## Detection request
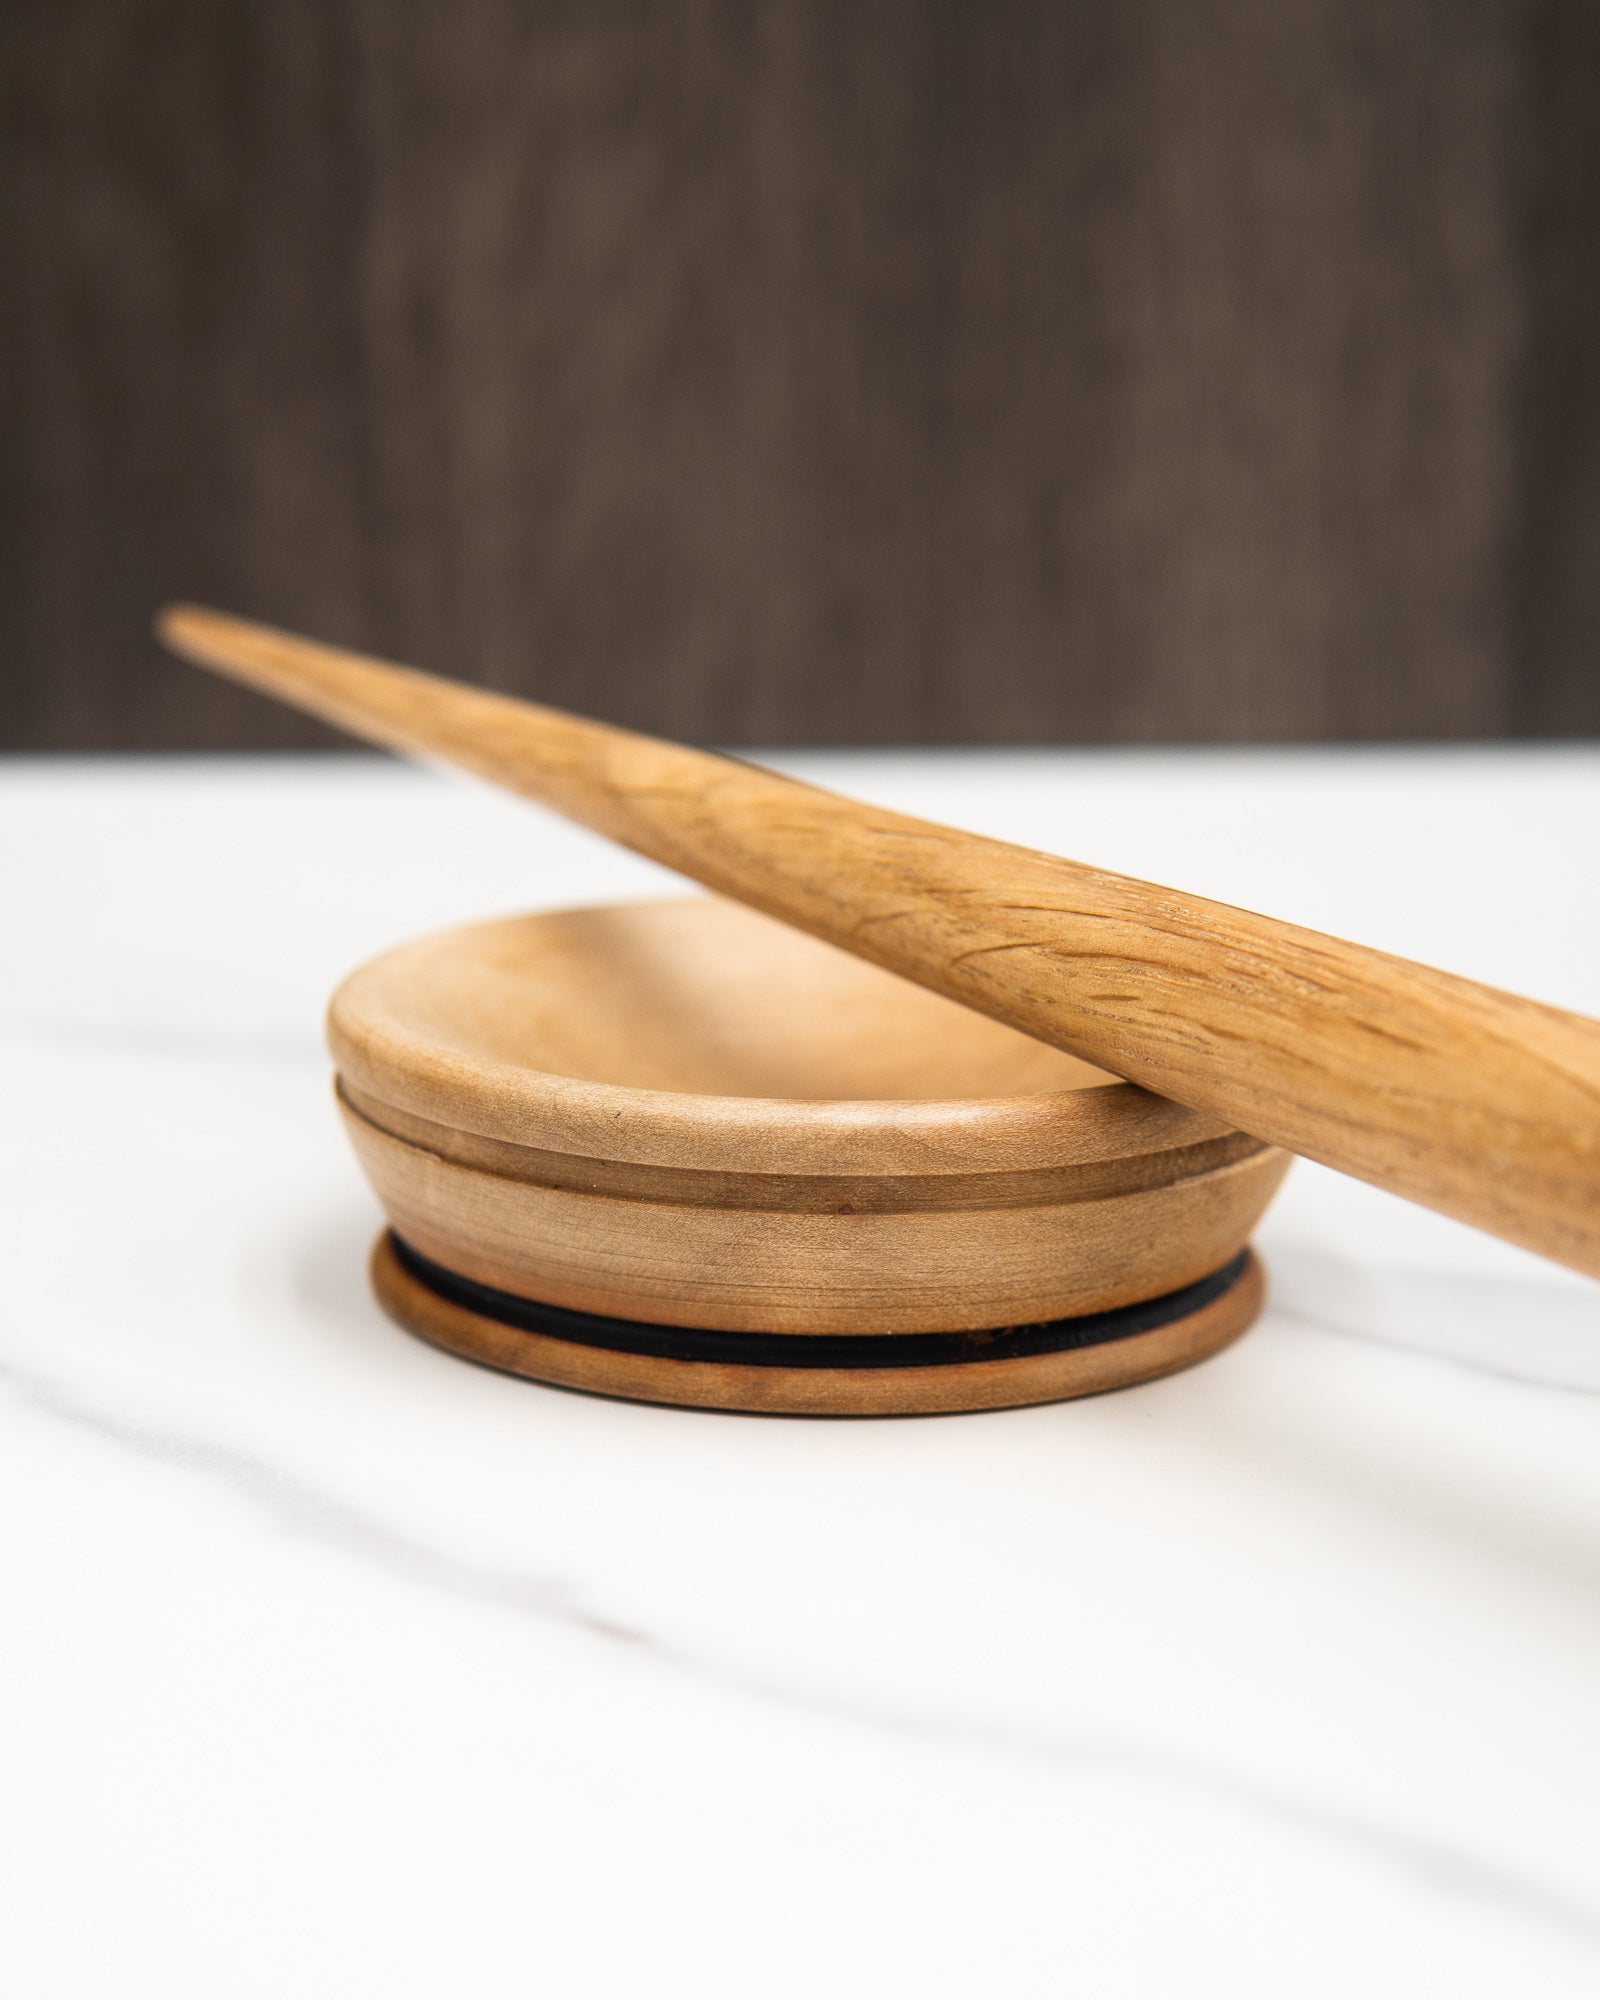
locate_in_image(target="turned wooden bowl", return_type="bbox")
[329,897,1289,1415]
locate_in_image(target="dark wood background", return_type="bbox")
[5,0,1598,750]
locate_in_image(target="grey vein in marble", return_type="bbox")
[0,1015,326,1068]
[1271,1248,1600,1396]
[3,1349,1598,1962]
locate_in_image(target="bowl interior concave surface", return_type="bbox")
[341,896,1114,1099]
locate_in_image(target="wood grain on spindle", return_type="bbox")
[157,603,1600,1279]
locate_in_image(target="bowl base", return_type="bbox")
[370,1232,1264,1417]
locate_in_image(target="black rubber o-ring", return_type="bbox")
[389,1234,1250,1372]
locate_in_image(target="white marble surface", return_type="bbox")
[3,747,1599,1999]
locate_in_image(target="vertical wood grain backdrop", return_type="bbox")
[4,0,1598,748]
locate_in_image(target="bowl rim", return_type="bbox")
[327,899,1238,1175]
